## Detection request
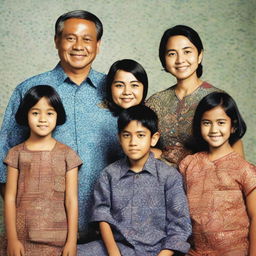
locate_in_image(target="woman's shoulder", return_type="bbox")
[200,81,224,93]
[146,85,176,106]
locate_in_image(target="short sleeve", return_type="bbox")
[90,170,114,225]
[178,154,194,175]
[241,162,256,196]
[65,147,83,171]
[4,147,20,169]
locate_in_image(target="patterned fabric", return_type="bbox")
[179,151,256,255]
[80,153,191,255]
[0,63,122,237]
[3,141,82,255]
[146,82,223,166]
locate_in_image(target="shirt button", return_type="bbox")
[135,174,139,179]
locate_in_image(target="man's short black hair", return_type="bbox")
[55,10,103,40]
[118,105,158,135]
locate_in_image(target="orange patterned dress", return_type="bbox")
[179,151,256,256]
[2,141,82,256]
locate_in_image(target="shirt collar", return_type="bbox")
[119,152,157,179]
[53,62,100,88]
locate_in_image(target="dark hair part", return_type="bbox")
[55,10,103,40]
[106,59,148,116]
[192,92,246,151]
[159,25,204,77]
[118,105,158,135]
[15,85,66,127]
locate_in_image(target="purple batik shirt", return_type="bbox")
[91,153,191,255]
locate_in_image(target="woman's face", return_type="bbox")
[111,70,144,109]
[165,35,203,81]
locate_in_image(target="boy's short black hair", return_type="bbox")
[118,105,158,135]
[15,85,66,127]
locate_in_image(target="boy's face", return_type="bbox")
[119,120,159,171]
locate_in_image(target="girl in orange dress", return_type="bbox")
[4,85,82,256]
[179,92,256,256]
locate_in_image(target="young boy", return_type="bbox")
[78,105,191,256]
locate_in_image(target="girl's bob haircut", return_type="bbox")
[106,59,148,116]
[159,25,204,78]
[192,92,246,151]
[15,85,66,127]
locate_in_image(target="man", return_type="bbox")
[0,10,122,242]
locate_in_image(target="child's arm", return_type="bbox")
[100,221,121,256]
[157,249,174,256]
[4,166,25,256]
[246,189,256,256]
[232,139,245,158]
[62,167,78,256]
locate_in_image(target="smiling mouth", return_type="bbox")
[70,54,87,57]
[121,98,134,102]
[176,66,189,71]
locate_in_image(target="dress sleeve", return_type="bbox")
[3,147,20,169]
[178,154,193,175]
[0,88,27,182]
[90,170,114,225]
[65,147,83,171]
[241,162,256,196]
[161,169,192,253]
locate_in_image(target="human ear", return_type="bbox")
[96,40,101,54]
[150,132,160,147]
[198,50,203,64]
[54,36,60,50]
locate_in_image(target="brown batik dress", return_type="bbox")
[2,141,82,256]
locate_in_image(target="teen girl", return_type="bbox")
[146,25,244,166]
[4,85,82,256]
[105,59,148,116]
[179,92,256,255]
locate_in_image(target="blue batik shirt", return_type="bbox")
[0,63,122,235]
[91,153,192,254]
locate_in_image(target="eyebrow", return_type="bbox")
[113,80,139,84]
[166,46,193,52]
[122,130,146,133]
[31,107,55,111]
[201,118,227,121]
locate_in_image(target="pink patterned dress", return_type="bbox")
[2,141,82,256]
[179,151,256,256]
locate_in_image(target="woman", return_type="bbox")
[146,25,244,166]
[105,58,148,116]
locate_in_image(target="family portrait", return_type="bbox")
[0,0,255,255]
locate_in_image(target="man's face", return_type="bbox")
[55,18,100,74]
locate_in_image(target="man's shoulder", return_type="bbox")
[15,66,59,93]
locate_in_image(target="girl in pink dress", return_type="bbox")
[179,92,256,256]
[4,85,82,256]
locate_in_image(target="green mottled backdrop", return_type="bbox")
[0,0,255,233]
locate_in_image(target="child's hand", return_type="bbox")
[151,147,162,159]
[157,249,174,256]
[7,239,25,256]
[62,241,77,256]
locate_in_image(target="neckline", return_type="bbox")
[174,81,205,101]
[23,140,58,152]
[204,151,237,163]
